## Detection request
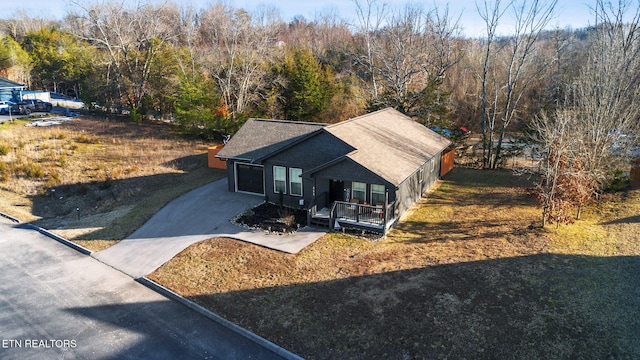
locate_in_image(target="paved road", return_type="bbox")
[0,218,288,360]
[93,179,325,278]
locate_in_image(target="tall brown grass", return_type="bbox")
[0,118,219,230]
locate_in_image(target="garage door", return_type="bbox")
[236,163,264,194]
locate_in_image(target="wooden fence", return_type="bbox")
[441,148,454,177]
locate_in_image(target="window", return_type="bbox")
[418,167,424,183]
[273,166,286,194]
[352,182,366,203]
[289,168,303,196]
[371,184,385,205]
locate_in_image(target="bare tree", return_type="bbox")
[172,4,200,80]
[68,1,179,111]
[353,0,387,101]
[477,0,557,168]
[364,3,462,118]
[572,0,640,179]
[3,11,58,41]
[531,108,592,225]
[373,4,425,109]
[198,4,280,118]
[530,0,640,225]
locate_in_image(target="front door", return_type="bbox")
[329,180,345,204]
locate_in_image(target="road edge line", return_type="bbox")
[0,211,93,255]
[0,212,21,224]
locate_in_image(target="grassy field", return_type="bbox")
[0,116,224,251]
[149,168,640,359]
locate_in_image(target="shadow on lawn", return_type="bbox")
[603,215,640,225]
[189,253,640,360]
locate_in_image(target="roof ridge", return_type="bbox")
[326,107,401,129]
[250,118,327,126]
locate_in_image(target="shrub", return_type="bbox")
[58,154,67,167]
[49,131,66,140]
[0,142,10,156]
[24,162,45,180]
[0,162,9,182]
[75,133,98,144]
[15,161,46,180]
[130,108,143,123]
[47,168,62,186]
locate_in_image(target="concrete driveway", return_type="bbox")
[0,218,289,360]
[93,179,326,278]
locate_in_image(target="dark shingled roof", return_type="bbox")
[217,108,451,186]
[216,118,326,162]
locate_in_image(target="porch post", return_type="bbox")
[384,190,389,227]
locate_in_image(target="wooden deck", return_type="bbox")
[309,201,396,234]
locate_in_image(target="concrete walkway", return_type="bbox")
[93,179,326,278]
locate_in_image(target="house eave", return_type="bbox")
[395,143,452,188]
[215,155,256,163]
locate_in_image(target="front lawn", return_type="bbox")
[149,168,640,359]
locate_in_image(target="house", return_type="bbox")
[0,77,26,102]
[216,108,452,233]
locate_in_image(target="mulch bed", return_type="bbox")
[235,203,307,233]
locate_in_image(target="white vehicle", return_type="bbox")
[0,100,15,115]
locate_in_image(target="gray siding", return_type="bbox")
[313,158,396,205]
[262,132,353,208]
[395,152,443,217]
[313,158,392,189]
[226,160,237,192]
[267,132,353,167]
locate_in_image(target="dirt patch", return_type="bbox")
[150,168,640,359]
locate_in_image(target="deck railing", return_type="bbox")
[330,201,391,228]
[307,192,328,225]
[309,197,397,233]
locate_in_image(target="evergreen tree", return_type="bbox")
[282,48,335,121]
[173,75,238,139]
[0,36,32,83]
[22,28,97,100]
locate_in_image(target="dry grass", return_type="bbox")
[0,116,224,251]
[150,168,640,359]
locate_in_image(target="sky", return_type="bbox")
[2,0,597,37]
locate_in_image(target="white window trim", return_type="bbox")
[371,184,385,205]
[289,168,303,197]
[352,181,367,203]
[273,165,287,194]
